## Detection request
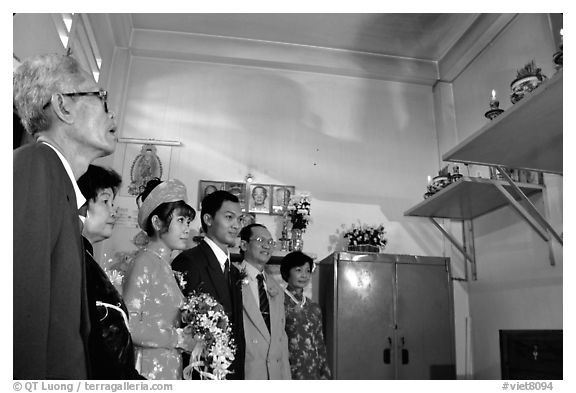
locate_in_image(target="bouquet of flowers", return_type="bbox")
[285,194,312,231]
[180,291,236,380]
[344,224,387,248]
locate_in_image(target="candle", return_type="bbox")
[427,175,432,185]
[560,28,563,48]
[489,89,499,109]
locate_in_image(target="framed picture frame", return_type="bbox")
[198,180,224,210]
[271,185,295,215]
[119,143,172,197]
[248,184,272,214]
[225,182,247,212]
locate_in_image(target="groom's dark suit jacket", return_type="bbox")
[172,240,245,380]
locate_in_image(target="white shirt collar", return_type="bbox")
[40,141,86,209]
[243,261,265,279]
[241,260,266,302]
[203,236,230,272]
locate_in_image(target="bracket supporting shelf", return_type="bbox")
[428,218,477,281]
[493,166,562,266]
[494,166,562,245]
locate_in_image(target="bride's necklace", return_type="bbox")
[284,288,306,308]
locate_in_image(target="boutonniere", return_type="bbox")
[173,270,187,291]
[236,267,249,287]
[267,286,279,297]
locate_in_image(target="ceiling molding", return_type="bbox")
[438,13,518,82]
[107,13,132,48]
[129,28,439,85]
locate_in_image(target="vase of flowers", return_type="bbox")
[343,224,387,253]
[284,194,311,251]
[510,60,547,104]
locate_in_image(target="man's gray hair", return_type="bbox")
[13,54,86,136]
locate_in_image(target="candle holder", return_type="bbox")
[553,45,563,69]
[553,29,563,69]
[485,99,504,120]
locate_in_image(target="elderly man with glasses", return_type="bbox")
[235,223,291,380]
[13,53,117,379]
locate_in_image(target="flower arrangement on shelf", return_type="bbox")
[181,291,236,380]
[510,59,547,104]
[284,194,312,231]
[343,224,387,252]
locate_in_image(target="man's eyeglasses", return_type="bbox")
[250,237,277,248]
[43,89,109,113]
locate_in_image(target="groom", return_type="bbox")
[172,190,245,379]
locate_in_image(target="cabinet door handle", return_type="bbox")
[402,348,409,364]
[401,336,409,364]
[383,337,392,364]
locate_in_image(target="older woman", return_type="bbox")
[78,164,143,379]
[280,251,331,379]
[123,178,198,379]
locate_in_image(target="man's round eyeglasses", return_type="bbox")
[43,89,109,113]
[250,237,277,247]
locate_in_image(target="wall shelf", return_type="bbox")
[443,69,562,174]
[404,177,543,220]
[408,69,563,278]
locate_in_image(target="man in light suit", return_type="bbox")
[235,223,291,380]
[13,54,118,378]
[172,190,245,379]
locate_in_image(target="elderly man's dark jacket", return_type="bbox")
[13,143,90,379]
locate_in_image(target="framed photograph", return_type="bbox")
[225,182,247,212]
[198,180,224,209]
[248,184,272,214]
[271,185,295,215]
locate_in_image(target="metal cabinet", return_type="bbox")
[317,252,456,379]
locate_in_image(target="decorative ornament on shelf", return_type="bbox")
[553,29,563,69]
[510,60,547,104]
[343,224,387,253]
[284,194,311,251]
[485,89,504,120]
[423,164,463,199]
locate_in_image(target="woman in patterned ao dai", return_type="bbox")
[123,178,198,379]
[280,251,331,379]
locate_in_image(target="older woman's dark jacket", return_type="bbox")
[84,238,144,379]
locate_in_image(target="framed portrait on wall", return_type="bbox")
[271,185,295,214]
[119,143,172,197]
[225,182,247,212]
[198,180,224,209]
[248,184,272,214]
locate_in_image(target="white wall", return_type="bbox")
[103,56,444,265]
[444,14,563,379]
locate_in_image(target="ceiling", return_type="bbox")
[130,13,479,63]
[107,13,516,84]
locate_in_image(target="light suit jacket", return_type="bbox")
[235,261,291,380]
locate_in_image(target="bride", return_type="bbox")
[123,178,198,379]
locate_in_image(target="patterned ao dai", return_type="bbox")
[283,286,331,379]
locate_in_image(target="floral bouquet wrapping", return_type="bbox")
[181,291,236,380]
[285,194,312,231]
[344,224,387,251]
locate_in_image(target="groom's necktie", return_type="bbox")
[257,273,271,333]
[224,259,230,285]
